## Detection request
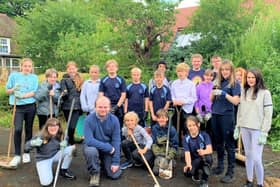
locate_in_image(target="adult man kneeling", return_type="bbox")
[83,96,122,187]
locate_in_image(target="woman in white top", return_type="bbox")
[234,69,273,187]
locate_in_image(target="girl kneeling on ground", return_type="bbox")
[25,118,76,186]
[183,115,213,187]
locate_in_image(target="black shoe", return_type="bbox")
[212,166,224,175]
[153,165,159,176]
[203,164,211,176]
[256,185,263,187]
[220,173,234,183]
[243,180,253,187]
[60,169,76,180]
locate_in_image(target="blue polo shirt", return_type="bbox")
[149,85,171,114]
[183,131,211,160]
[99,75,126,105]
[126,83,149,114]
[212,79,241,115]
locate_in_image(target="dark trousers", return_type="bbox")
[37,114,56,130]
[63,109,81,145]
[14,103,36,155]
[171,107,189,146]
[200,118,215,150]
[211,113,235,174]
[121,140,154,167]
[83,145,122,179]
[191,155,212,181]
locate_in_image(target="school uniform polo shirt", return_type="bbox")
[149,85,171,114]
[126,83,149,114]
[99,75,126,105]
[212,79,241,115]
[183,131,211,160]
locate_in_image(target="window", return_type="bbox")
[0,38,11,54]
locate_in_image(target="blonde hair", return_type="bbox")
[66,61,77,69]
[105,59,118,69]
[20,58,34,72]
[176,63,190,72]
[131,67,142,74]
[89,65,100,72]
[153,70,164,78]
[45,68,58,78]
[124,111,139,125]
[191,53,203,61]
[217,59,235,87]
[235,67,247,87]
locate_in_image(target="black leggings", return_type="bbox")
[14,103,36,155]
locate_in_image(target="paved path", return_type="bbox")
[0,127,279,187]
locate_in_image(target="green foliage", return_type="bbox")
[232,9,280,151]
[0,86,12,127]
[15,0,176,77]
[184,0,267,58]
[16,1,97,70]
[0,0,46,17]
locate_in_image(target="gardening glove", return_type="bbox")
[258,132,268,145]
[143,111,148,120]
[14,91,24,99]
[212,89,226,96]
[204,113,212,122]
[30,137,43,147]
[60,140,68,150]
[157,136,167,145]
[233,127,240,140]
[14,84,21,92]
[196,114,204,123]
[111,105,119,114]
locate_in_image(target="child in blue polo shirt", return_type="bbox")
[183,115,213,187]
[124,67,149,127]
[149,70,171,127]
[210,60,241,183]
[99,59,126,127]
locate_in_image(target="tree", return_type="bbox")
[184,0,267,59]
[16,0,177,72]
[16,1,98,70]
[0,0,46,17]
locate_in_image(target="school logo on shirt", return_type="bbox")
[192,76,203,85]
[115,83,120,88]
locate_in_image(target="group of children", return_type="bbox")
[5,54,272,187]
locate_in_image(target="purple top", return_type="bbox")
[195,82,213,115]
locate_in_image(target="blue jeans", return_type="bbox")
[36,145,75,186]
[83,144,122,179]
[211,113,235,174]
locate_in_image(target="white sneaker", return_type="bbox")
[22,153,31,163]
[9,156,21,167]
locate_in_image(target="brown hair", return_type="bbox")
[45,68,58,78]
[66,61,84,91]
[156,109,168,118]
[186,115,200,128]
[41,118,64,142]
